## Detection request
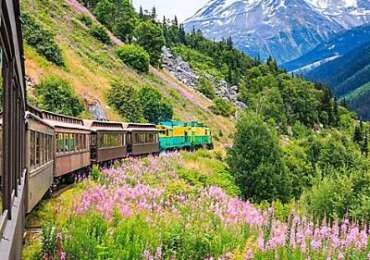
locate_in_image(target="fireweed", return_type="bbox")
[60,153,369,259]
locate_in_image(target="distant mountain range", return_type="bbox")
[184,0,370,64]
[305,42,370,119]
[283,24,370,73]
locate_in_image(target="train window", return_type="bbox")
[57,133,63,153]
[147,133,154,144]
[82,134,86,149]
[35,132,40,166]
[40,133,44,165]
[30,131,35,169]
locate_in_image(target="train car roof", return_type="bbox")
[25,111,55,129]
[83,120,126,132]
[122,122,159,132]
[39,110,90,132]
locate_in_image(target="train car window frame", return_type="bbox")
[35,132,40,167]
[30,131,35,169]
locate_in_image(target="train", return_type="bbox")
[24,106,213,213]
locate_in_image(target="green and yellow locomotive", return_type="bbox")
[157,121,213,151]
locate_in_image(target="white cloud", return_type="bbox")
[132,0,209,22]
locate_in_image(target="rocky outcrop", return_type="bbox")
[84,97,107,120]
[162,46,246,109]
[162,46,199,88]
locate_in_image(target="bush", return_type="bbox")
[22,13,64,66]
[209,98,236,117]
[196,77,216,99]
[107,81,143,122]
[35,76,85,117]
[89,24,111,45]
[301,170,370,222]
[78,15,93,27]
[116,44,150,73]
[137,86,173,124]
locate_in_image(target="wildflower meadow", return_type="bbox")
[24,151,370,259]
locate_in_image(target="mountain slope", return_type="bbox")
[305,42,370,119]
[306,42,370,96]
[283,24,370,72]
[22,0,235,145]
[184,0,370,63]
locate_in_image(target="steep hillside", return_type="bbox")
[283,24,370,73]
[21,0,235,145]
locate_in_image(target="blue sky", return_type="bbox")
[132,0,209,22]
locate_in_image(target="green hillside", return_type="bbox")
[21,0,235,146]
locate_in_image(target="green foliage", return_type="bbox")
[93,0,137,42]
[196,77,216,99]
[116,44,150,73]
[107,81,143,122]
[89,24,111,45]
[301,170,370,222]
[227,112,292,203]
[137,86,173,124]
[22,13,64,66]
[40,223,58,259]
[35,76,85,117]
[107,82,172,123]
[134,21,165,66]
[63,213,109,259]
[91,165,102,182]
[209,98,236,117]
[78,15,93,27]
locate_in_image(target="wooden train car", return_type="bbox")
[84,120,127,164]
[158,121,213,150]
[42,111,91,178]
[124,123,160,156]
[25,112,54,213]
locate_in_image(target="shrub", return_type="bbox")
[22,13,64,66]
[78,15,93,27]
[116,44,150,73]
[35,76,85,117]
[89,24,111,45]
[137,86,173,124]
[107,81,143,122]
[196,77,216,99]
[209,98,236,117]
[301,170,370,222]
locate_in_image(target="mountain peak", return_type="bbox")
[184,0,370,63]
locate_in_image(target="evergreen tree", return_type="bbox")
[139,6,144,19]
[151,7,157,20]
[226,36,233,50]
[227,112,292,202]
[353,125,363,144]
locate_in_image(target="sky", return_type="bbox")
[132,0,209,22]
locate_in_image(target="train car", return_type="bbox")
[41,111,91,178]
[25,111,54,213]
[157,121,213,151]
[83,120,127,164]
[124,123,160,156]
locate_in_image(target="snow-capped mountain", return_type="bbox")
[184,0,370,63]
